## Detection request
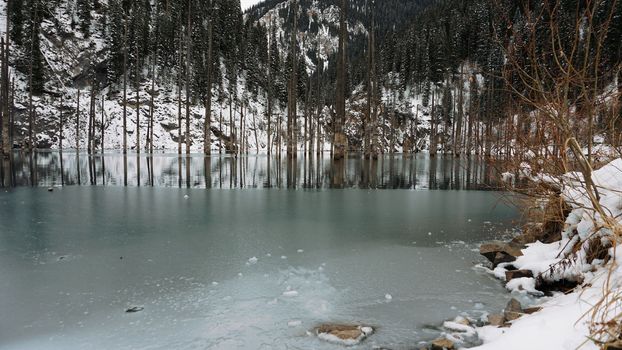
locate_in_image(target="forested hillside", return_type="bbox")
[0,0,620,157]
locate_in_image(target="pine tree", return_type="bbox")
[76,0,92,38]
[24,1,45,95]
[106,0,125,85]
[9,0,24,45]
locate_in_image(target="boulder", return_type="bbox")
[504,298,523,321]
[480,241,524,267]
[487,314,505,327]
[315,324,373,345]
[505,269,534,281]
[430,338,455,350]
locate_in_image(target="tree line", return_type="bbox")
[0,0,620,160]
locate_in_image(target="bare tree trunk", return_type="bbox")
[185,0,192,155]
[252,109,258,154]
[364,1,375,158]
[59,93,64,151]
[101,97,105,152]
[333,0,347,160]
[123,19,128,154]
[204,1,213,156]
[267,19,273,156]
[287,0,298,159]
[88,89,93,155]
[177,23,183,155]
[229,98,234,154]
[1,0,9,158]
[454,66,464,156]
[430,89,436,157]
[136,47,141,154]
[240,101,244,155]
[149,62,155,153]
[28,8,38,151]
[76,89,80,152]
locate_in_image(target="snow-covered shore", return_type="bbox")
[470,158,622,350]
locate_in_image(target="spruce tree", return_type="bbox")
[76,0,92,38]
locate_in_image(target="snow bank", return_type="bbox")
[473,158,622,349]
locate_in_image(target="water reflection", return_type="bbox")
[0,151,501,190]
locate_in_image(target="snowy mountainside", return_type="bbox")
[5,0,438,152]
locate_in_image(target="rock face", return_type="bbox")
[430,338,455,350]
[480,241,524,267]
[504,298,523,321]
[505,269,534,281]
[315,324,373,345]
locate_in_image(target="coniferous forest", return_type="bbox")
[1,0,619,159]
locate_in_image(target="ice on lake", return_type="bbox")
[0,155,517,349]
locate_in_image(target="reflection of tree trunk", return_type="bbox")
[218,156,222,188]
[1,157,6,187]
[266,156,271,188]
[229,156,235,188]
[186,156,190,188]
[100,154,105,185]
[77,153,82,186]
[286,157,293,188]
[428,155,438,189]
[147,155,152,186]
[137,155,141,187]
[87,155,92,185]
[60,151,65,186]
[331,158,345,188]
[178,155,182,188]
[122,154,127,186]
[204,157,211,188]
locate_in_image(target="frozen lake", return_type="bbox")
[0,153,517,349]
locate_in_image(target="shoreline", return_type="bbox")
[418,158,622,350]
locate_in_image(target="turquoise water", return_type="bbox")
[0,153,515,350]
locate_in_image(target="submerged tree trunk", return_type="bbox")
[204,1,213,156]
[185,0,192,155]
[287,0,298,159]
[177,21,183,156]
[333,0,347,160]
[1,17,10,158]
[122,20,128,154]
[76,89,80,152]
